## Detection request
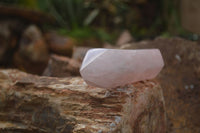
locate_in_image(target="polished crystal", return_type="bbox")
[80,48,164,88]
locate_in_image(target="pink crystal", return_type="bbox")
[80,48,164,88]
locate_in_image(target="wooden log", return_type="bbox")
[0,5,54,24]
[0,69,166,133]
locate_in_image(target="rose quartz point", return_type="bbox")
[80,48,164,88]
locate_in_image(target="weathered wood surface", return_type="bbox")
[0,69,166,133]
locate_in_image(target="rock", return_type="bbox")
[78,38,102,47]
[181,0,200,34]
[13,25,49,74]
[0,69,166,133]
[72,47,91,62]
[43,54,80,77]
[122,37,200,133]
[116,30,133,46]
[45,32,74,57]
[0,5,54,67]
[103,42,117,49]
[0,20,25,66]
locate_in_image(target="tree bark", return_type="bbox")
[0,69,166,133]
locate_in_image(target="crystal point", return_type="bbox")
[80,48,164,88]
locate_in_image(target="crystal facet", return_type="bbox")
[80,48,164,88]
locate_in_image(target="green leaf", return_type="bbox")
[84,9,99,26]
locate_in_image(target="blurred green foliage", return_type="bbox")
[1,0,194,42]
[38,0,99,29]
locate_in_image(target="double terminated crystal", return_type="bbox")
[80,48,164,88]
